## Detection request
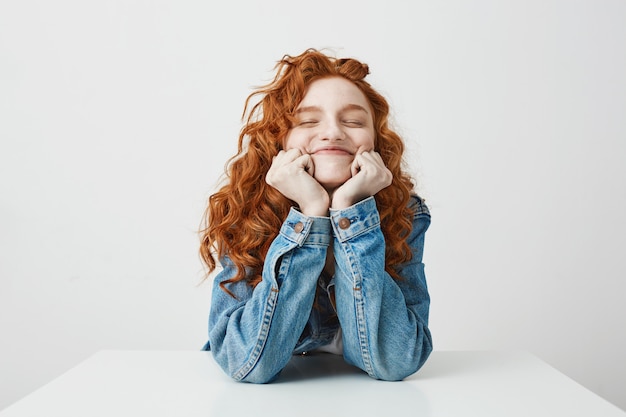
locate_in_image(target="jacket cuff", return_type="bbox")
[330,196,381,242]
[279,207,332,247]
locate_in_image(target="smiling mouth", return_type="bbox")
[311,147,353,156]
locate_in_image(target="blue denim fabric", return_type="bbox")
[203,195,432,383]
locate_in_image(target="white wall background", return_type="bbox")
[1,0,625,411]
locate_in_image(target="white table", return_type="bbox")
[1,350,624,416]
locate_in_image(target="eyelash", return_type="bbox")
[296,119,363,127]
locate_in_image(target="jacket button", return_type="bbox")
[338,217,351,229]
[293,222,304,233]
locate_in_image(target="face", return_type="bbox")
[284,77,376,193]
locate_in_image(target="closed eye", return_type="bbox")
[343,120,364,127]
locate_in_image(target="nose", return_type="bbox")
[319,120,345,141]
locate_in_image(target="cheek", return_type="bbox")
[282,133,292,150]
[284,131,310,151]
[283,131,298,150]
[359,132,376,151]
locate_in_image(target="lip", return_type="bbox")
[311,146,354,156]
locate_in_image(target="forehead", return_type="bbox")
[297,77,371,109]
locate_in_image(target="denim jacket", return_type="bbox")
[203,195,432,383]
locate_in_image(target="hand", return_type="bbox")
[265,149,330,216]
[331,151,392,209]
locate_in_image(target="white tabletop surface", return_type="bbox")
[1,350,624,416]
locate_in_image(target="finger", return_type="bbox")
[369,151,386,166]
[273,149,301,170]
[353,151,377,173]
[276,148,301,163]
[296,153,315,176]
[359,151,386,171]
[351,153,363,176]
[271,150,287,165]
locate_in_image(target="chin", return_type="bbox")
[315,176,350,192]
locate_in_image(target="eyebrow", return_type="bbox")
[295,104,370,114]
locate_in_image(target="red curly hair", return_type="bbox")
[200,49,417,292]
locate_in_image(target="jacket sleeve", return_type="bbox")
[205,208,331,383]
[330,196,432,380]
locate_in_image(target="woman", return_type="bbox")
[200,48,432,383]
